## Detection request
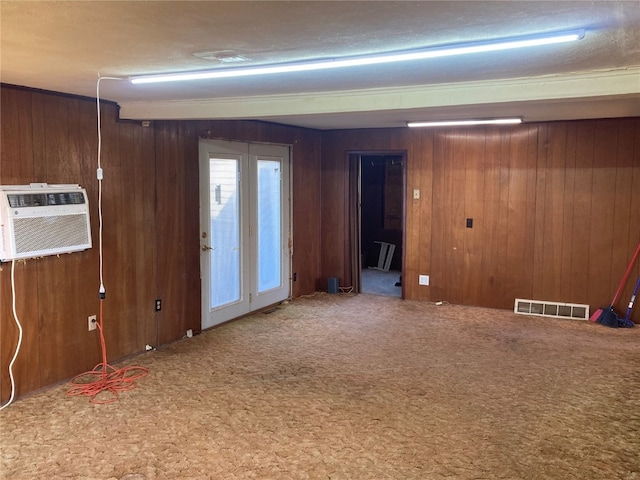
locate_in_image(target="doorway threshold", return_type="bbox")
[361,268,402,297]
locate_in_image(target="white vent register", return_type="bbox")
[0,184,92,261]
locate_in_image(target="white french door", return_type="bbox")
[199,139,291,329]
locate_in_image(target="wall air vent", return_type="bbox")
[514,298,590,321]
[0,184,92,261]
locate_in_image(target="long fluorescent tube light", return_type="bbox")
[130,29,585,84]
[408,118,523,128]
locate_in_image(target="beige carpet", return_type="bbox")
[1,294,639,479]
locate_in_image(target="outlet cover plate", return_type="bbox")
[419,275,430,286]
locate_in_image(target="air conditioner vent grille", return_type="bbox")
[0,184,92,261]
[514,298,589,321]
[14,214,90,255]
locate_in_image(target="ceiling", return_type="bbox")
[2,1,639,130]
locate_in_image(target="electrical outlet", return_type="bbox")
[419,275,430,286]
[293,272,297,282]
[88,315,97,331]
[155,299,162,311]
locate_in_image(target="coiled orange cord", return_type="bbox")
[67,300,149,404]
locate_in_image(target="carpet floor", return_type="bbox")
[1,293,639,479]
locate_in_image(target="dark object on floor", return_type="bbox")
[395,275,402,287]
[591,241,640,326]
[328,276,339,294]
[596,307,620,328]
[594,306,634,328]
[618,317,635,328]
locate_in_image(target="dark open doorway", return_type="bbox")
[350,153,405,297]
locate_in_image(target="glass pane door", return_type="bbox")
[209,158,241,309]
[257,159,281,293]
[200,140,290,329]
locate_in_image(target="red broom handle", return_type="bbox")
[612,241,640,306]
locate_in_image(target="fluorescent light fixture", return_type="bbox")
[407,118,523,128]
[130,29,585,84]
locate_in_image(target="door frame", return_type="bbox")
[199,138,292,329]
[348,150,407,297]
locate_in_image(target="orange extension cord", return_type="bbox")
[67,300,149,404]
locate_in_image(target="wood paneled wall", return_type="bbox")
[1,82,637,404]
[0,86,322,403]
[1,89,158,402]
[321,119,640,318]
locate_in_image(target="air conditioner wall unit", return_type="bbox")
[0,184,92,262]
